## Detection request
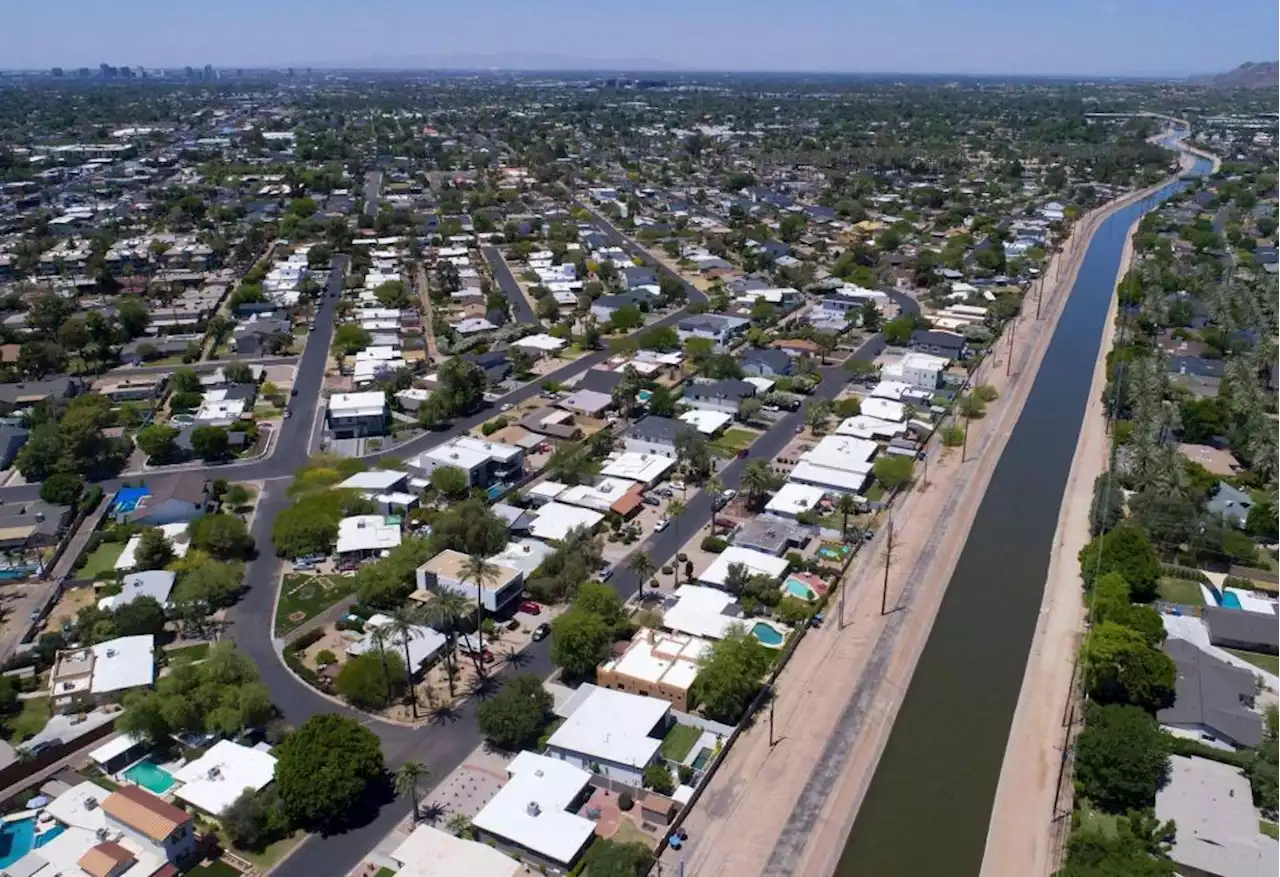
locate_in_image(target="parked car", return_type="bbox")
[600,565,615,581]
[670,481,686,492]
[722,489,737,500]
[284,409,293,419]
[712,496,727,511]
[654,518,670,532]
[519,600,542,615]
[290,388,298,396]
[658,488,674,499]
[501,402,514,412]
[531,623,551,642]
[642,495,660,507]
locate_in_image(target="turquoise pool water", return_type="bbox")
[751,621,785,647]
[1221,591,1242,609]
[784,577,817,601]
[124,759,175,794]
[817,542,851,561]
[690,748,712,771]
[0,819,65,867]
[638,389,653,403]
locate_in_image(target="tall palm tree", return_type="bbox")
[627,551,656,589]
[835,493,858,539]
[387,608,423,719]
[423,590,468,697]
[395,761,429,823]
[368,625,396,707]
[666,498,686,584]
[461,553,500,678]
[741,460,778,510]
[706,475,725,499]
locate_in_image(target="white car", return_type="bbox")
[722,489,737,501]
[669,481,686,492]
[500,402,514,412]
[654,518,670,532]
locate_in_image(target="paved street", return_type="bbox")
[363,171,382,216]
[0,212,915,877]
[481,244,541,329]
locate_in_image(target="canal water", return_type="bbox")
[833,151,1212,877]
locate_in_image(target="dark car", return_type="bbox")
[531,623,551,642]
[291,388,298,396]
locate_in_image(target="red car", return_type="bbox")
[519,600,542,615]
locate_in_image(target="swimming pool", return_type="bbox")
[1221,591,1243,609]
[751,621,786,647]
[690,747,712,771]
[638,389,653,404]
[0,818,65,868]
[783,576,818,601]
[817,542,851,562]
[124,759,176,794]
[111,487,150,515]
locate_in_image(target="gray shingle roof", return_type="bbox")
[1158,639,1264,748]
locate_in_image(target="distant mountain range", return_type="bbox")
[1193,61,1278,88]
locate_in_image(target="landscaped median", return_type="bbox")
[274,572,358,636]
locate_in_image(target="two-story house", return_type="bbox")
[676,314,750,351]
[683,378,757,416]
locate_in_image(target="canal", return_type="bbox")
[833,149,1212,877]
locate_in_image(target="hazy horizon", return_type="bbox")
[3,0,1277,78]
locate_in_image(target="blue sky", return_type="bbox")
[3,0,1276,76]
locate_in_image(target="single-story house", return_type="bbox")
[1203,606,1279,655]
[1158,638,1264,749]
[545,684,669,788]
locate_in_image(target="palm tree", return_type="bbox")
[628,551,656,587]
[461,553,500,678]
[666,498,686,583]
[395,761,429,823]
[369,625,396,707]
[446,812,473,838]
[835,493,858,539]
[805,400,832,435]
[424,591,469,698]
[706,475,725,499]
[387,608,423,719]
[741,460,778,510]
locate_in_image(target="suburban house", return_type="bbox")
[676,314,750,351]
[545,685,670,788]
[461,351,512,385]
[471,751,597,870]
[0,499,69,551]
[621,265,659,288]
[908,329,966,359]
[1203,606,1279,654]
[128,480,208,526]
[326,391,389,439]
[335,514,402,558]
[887,352,949,390]
[740,347,794,378]
[556,389,614,418]
[1156,756,1278,877]
[386,824,522,877]
[0,375,83,413]
[731,515,814,556]
[98,570,176,612]
[1168,355,1225,397]
[346,613,447,677]
[1158,639,1264,749]
[410,436,524,488]
[48,635,156,714]
[597,628,711,712]
[231,315,292,355]
[518,407,583,441]
[683,378,756,416]
[0,424,28,469]
[1206,482,1254,528]
[591,290,657,322]
[171,740,277,818]
[416,549,525,614]
[621,416,697,458]
[19,780,199,876]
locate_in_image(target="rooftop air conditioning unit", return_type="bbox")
[526,801,541,817]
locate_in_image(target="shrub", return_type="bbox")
[315,650,336,667]
[701,536,728,553]
[287,628,325,654]
[972,384,999,402]
[941,425,965,447]
[618,792,634,811]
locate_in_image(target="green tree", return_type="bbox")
[475,674,552,751]
[222,788,291,852]
[1081,621,1175,711]
[374,280,410,308]
[332,324,373,356]
[189,513,254,560]
[113,596,167,637]
[430,465,469,498]
[1074,703,1171,814]
[741,460,781,510]
[610,304,644,331]
[135,425,180,463]
[873,454,914,489]
[336,650,406,710]
[574,839,652,877]
[550,608,611,682]
[114,297,151,339]
[171,560,244,612]
[15,424,63,481]
[40,472,84,506]
[170,367,202,394]
[882,315,916,346]
[693,626,773,724]
[276,714,386,829]
[1079,524,1161,600]
[395,761,429,823]
[643,763,675,794]
[134,528,174,570]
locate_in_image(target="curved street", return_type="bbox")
[10,232,918,877]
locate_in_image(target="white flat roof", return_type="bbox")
[330,391,387,417]
[98,570,175,611]
[600,452,677,485]
[679,409,734,435]
[336,470,409,492]
[835,414,908,440]
[557,478,639,512]
[606,629,710,690]
[547,687,667,769]
[529,502,605,541]
[512,333,567,352]
[172,740,277,816]
[743,376,776,393]
[114,523,190,573]
[1157,755,1279,877]
[528,480,569,501]
[660,585,742,641]
[789,461,870,493]
[90,635,155,694]
[765,482,828,517]
[335,515,402,554]
[391,824,521,877]
[472,752,595,866]
[421,442,490,471]
[451,435,523,462]
[870,380,911,401]
[698,547,790,588]
[88,733,144,766]
[349,614,448,669]
[901,352,949,371]
[860,397,906,423]
[800,435,878,472]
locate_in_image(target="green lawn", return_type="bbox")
[167,643,211,666]
[660,723,702,762]
[1157,577,1205,606]
[230,832,305,870]
[79,542,125,579]
[1261,821,1279,840]
[3,697,51,744]
[1226,649,1279,676]
[710,429,756,457]
[275,574,358,636]
[375,869,397,877]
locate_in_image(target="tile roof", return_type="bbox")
[102,784,191,841]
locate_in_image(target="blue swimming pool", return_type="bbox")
[124,759,176,794]
[751,621,786,647]
[0,819,65,868]
[112,487,150,514]
[1221,591,1242,609]
[784,576,817,601]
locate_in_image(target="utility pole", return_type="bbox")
[881,519,895,615]
[1006,317,1017,377]
[961,409,970,463]
[1035,275,1044,321]
[768,685,777,747]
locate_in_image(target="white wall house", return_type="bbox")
[544,685,669,788]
